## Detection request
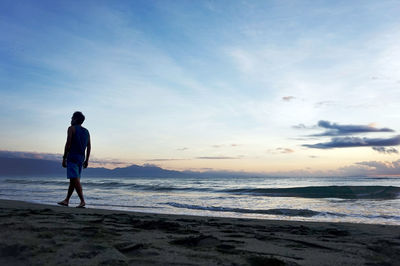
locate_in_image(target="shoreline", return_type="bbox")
[1,199,400,265]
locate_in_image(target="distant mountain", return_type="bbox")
[0,156,266,178]
[0,157,188,178]
[105,164,185,178]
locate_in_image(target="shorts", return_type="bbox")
[67,161,83,178]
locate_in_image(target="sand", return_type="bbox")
[0,199,399,266]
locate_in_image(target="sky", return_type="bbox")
[1,0,400,176]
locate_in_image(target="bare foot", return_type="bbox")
[57,200,68,207]
[76,202,86,208]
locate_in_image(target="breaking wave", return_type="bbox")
[222,186,400,199]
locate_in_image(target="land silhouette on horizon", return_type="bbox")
[0,156,262,178]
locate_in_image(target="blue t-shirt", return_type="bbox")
[67,125,89,164]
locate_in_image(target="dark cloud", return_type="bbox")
[303,135,400,149]
[372,147,399,154]
[177,147,188,151]
[282,96,295,101]
[312,120,394,136]
[196,156,241,160]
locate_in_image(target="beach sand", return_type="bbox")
[0,199,399,265]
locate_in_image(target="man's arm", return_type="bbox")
[62,126,73,168]
[83,134,91,169]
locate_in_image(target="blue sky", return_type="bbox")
[1,0,400,175]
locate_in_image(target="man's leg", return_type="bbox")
[73,178,85,207]
[58,179,75,206]
[66,179,75,202]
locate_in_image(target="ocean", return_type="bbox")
[1,175,399,225]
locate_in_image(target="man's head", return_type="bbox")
[71,111,85,125]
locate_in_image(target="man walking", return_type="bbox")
[58,111,91,208]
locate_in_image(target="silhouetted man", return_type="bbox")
[58,111,91,208]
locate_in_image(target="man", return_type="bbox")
[58,111,91,208]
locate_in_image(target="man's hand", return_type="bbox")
[62,158,67,168]
[83,160,89,169]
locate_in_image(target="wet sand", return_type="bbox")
[0,199,399,265]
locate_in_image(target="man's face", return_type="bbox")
[71,116,77,125]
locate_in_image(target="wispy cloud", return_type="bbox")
[0,150,128,168]
[0,150,61,161]
[267,148,295,154]
[146,158,187,162]
[372,147,399,154]
[314,101,335,108]
[303,135,400,149]
[292,123,307,129]
[211,144,241,148]
[196,156,242,160]
[282,96,296,102]
[89,159,129,165]
[312,120,394,136]
[276,148,294,154]
[212,145,223,148]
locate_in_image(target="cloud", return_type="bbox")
[303,135,400,149]
[196,156,241,160]
[314,101,335,108]
[292,123,317,130]
[0,150,61,161]
[89,159,129,165]
[265,158,400,177]
[211,144,241,148]
[282,96,296,102]
[276,148,294,154]
[0,150,128,168]
[312,120,395,136]
[146,158,187,162]
[267,148,295,154]
[177,147,189,151]
[372,147,399,154]
[293,123,306,129]
[339,160,400,176]
[212,145,223,148]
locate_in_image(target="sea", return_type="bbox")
[1,175,399,225]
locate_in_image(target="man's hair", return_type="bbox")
[72,111,85,124]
